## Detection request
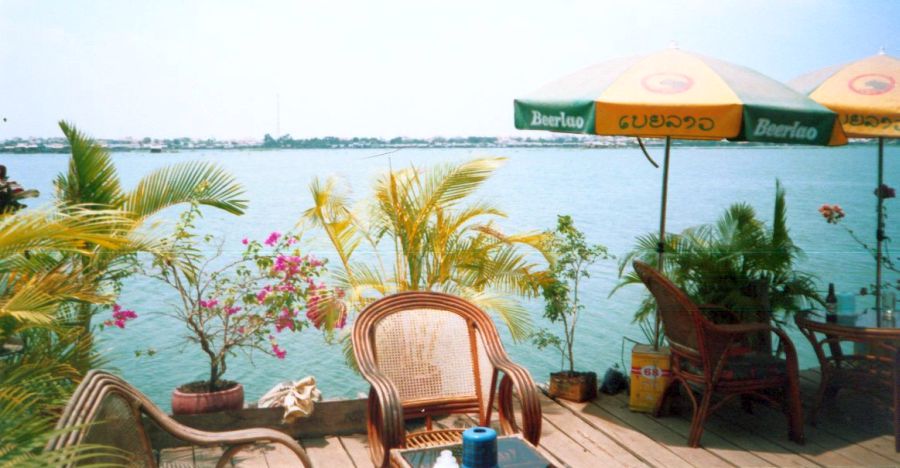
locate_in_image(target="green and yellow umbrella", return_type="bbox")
[515,47,847,345]
[515,47,847,145]
[790,50,899,324]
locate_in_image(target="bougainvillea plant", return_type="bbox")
[820,182,898,293]
[110,202,344,392]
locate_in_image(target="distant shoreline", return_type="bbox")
[0,138,889,154]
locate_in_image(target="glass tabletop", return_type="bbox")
[798,308,900,330]
[397,436,551,468]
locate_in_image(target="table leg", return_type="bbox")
[894,349,899,452]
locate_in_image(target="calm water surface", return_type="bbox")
[10,145,898,408]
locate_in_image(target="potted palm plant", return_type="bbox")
[615,180,819,410]
[115,203,344,415]
[532,215,610,402]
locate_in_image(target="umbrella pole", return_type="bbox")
[655,136,672,348]
[876,137,885,327]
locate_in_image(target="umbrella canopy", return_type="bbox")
[790,50,899,138]
[515,48,848,145]
[790,50,899,325]
[515,47,848,346]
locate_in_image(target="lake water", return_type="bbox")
[9,144,897,409]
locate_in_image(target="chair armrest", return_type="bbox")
[699,304,742,323]
[359,368,405,446]
[494,358,542,446]
[129,388,312,467]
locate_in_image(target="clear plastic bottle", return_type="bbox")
[433,449,459,468]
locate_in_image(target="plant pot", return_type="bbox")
[628,344,671,413]
[171,382,244,415]
[548,371,597,402]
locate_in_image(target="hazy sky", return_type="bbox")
[1,0,897,139]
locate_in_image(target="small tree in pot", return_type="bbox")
[114,202,344,414]
[532,215,610,402]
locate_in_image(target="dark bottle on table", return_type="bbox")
[825,283,837,323]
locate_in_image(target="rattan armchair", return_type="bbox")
[46,369,312,467]
[633,261,804,448]
[352,291,542,467]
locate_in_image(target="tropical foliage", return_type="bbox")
[531,215,610,374]
[0,207,127,466]
[614,180,819,345]
[53,121,247,332]
[300,157,552,341]
[0,121,247,465]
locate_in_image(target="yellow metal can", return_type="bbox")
[628,344,671,413]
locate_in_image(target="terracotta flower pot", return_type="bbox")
[548,371,597,402]
[171,382,244,415]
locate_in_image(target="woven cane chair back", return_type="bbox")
[80,391,153,466]
[633,261,707,364]
[374,309,492,408]
[372,308,494,417]
[356,292,505,421]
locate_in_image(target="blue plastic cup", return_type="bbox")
[462,426,497,468]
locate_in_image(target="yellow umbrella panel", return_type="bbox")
[791,52,900,138]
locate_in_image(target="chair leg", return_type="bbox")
[809,368,830,427]
[740,395,753,414]
[785,374,805,444]
[894,350,899,452]
[687,389,713,448]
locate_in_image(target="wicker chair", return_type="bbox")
[46,369,312,467]
[352,291,542,467]
[633,260,804,448]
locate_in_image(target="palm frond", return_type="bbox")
[54,121,124,208]
[123,161,247,219]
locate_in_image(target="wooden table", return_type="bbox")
[795,309,900,451]
[389,434,552,468]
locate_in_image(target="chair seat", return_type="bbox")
[686,352,787,381]
[405,428,465,448]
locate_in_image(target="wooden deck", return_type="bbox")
[160,369,897,467]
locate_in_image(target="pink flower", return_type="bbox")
[271,343,287,359]
[256,285,272,303]
[265,231,281,247]
[242,238,249,245]
[819,204,845,224]
[286,236,297,246]
[225,305,242,316]
[275,308,296,332]
[104,304,137,329]
[199,298,219,309]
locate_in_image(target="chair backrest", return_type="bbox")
[47,371,155,467]
[352,292,498,420]
[633,261,709,366]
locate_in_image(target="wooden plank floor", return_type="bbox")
[160,369,897,467]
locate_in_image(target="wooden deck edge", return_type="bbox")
[146,398,368,449]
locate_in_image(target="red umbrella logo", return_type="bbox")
[848,73,895,95]
[641,73,694,94]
